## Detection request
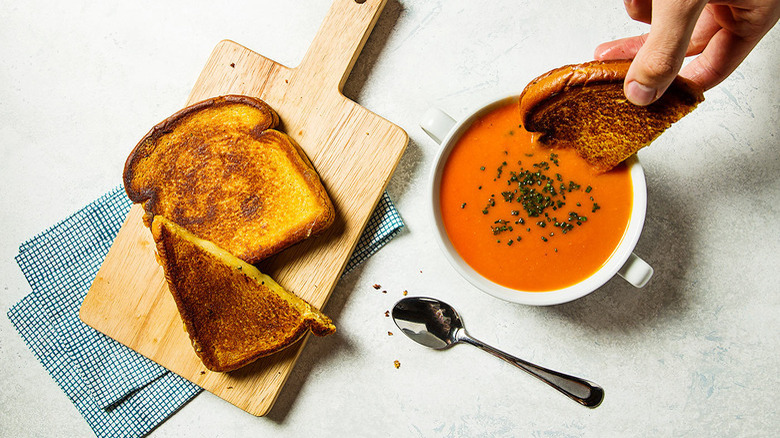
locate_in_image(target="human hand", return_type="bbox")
[595,0,780,105]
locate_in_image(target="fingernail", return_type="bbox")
[626,81,657,106]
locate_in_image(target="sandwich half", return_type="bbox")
[125,95,334,263]
[152,215,336,372]
[519,60,704,172]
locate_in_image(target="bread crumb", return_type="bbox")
[372,284,381,289]
[394,360,401,369]
[387,331,393,336]
[403,290,408,296]
[230,62,235,68]
[382,290,387,294]
[384,310,390,317]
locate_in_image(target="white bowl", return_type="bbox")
[421,96,653,306]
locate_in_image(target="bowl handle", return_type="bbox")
[420,108,456,145]
[617,252,654,288]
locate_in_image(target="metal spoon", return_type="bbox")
[392,296,604,408]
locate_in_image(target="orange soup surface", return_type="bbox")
[440,101,633,291]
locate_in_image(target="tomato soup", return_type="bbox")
[439,101,633,291]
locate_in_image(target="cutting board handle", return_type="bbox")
[298,0,387,92]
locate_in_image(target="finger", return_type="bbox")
[624,0,652,24]
[596,9,718,62]
[687,6,721,56]
[594,0,652,60]
[594,34,648,60]
[680,26,759,90]
[708,1,780,38]
[625,0,709,105]
[682,3,780,90]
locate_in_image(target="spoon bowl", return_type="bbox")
[391,295,462,350]
[392,296,604,408]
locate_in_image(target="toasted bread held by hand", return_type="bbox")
[152,216,336,372]
[125,95,334,263]
[519,60,704,172]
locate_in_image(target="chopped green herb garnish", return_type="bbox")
[496,162,506,179]
[474,149,600,242]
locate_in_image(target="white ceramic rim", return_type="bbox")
[427,95,647,306]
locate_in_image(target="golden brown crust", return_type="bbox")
[519,60,704,172]
[248,130,335,259]
[152,216,335,372]
[125,95,334,263]
[124,96,279,202]
[519,60,632,123]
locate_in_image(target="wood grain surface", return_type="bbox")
[79,0,407,416]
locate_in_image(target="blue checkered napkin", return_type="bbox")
[13,188,174,409]
[8,186,403,437]
[344,191,406,274]
[7,188,201,438]
[8,293,201,438]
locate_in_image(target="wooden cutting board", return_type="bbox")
[79,0,407,416]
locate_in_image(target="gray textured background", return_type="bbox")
[2,1,778,436]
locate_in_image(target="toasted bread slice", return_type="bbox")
[152,215,336,372]
[519,60,704,172]
[125,95,335,263]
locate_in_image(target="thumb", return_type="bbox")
[625,0,707,106]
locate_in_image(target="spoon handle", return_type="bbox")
[459,334,604,408]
